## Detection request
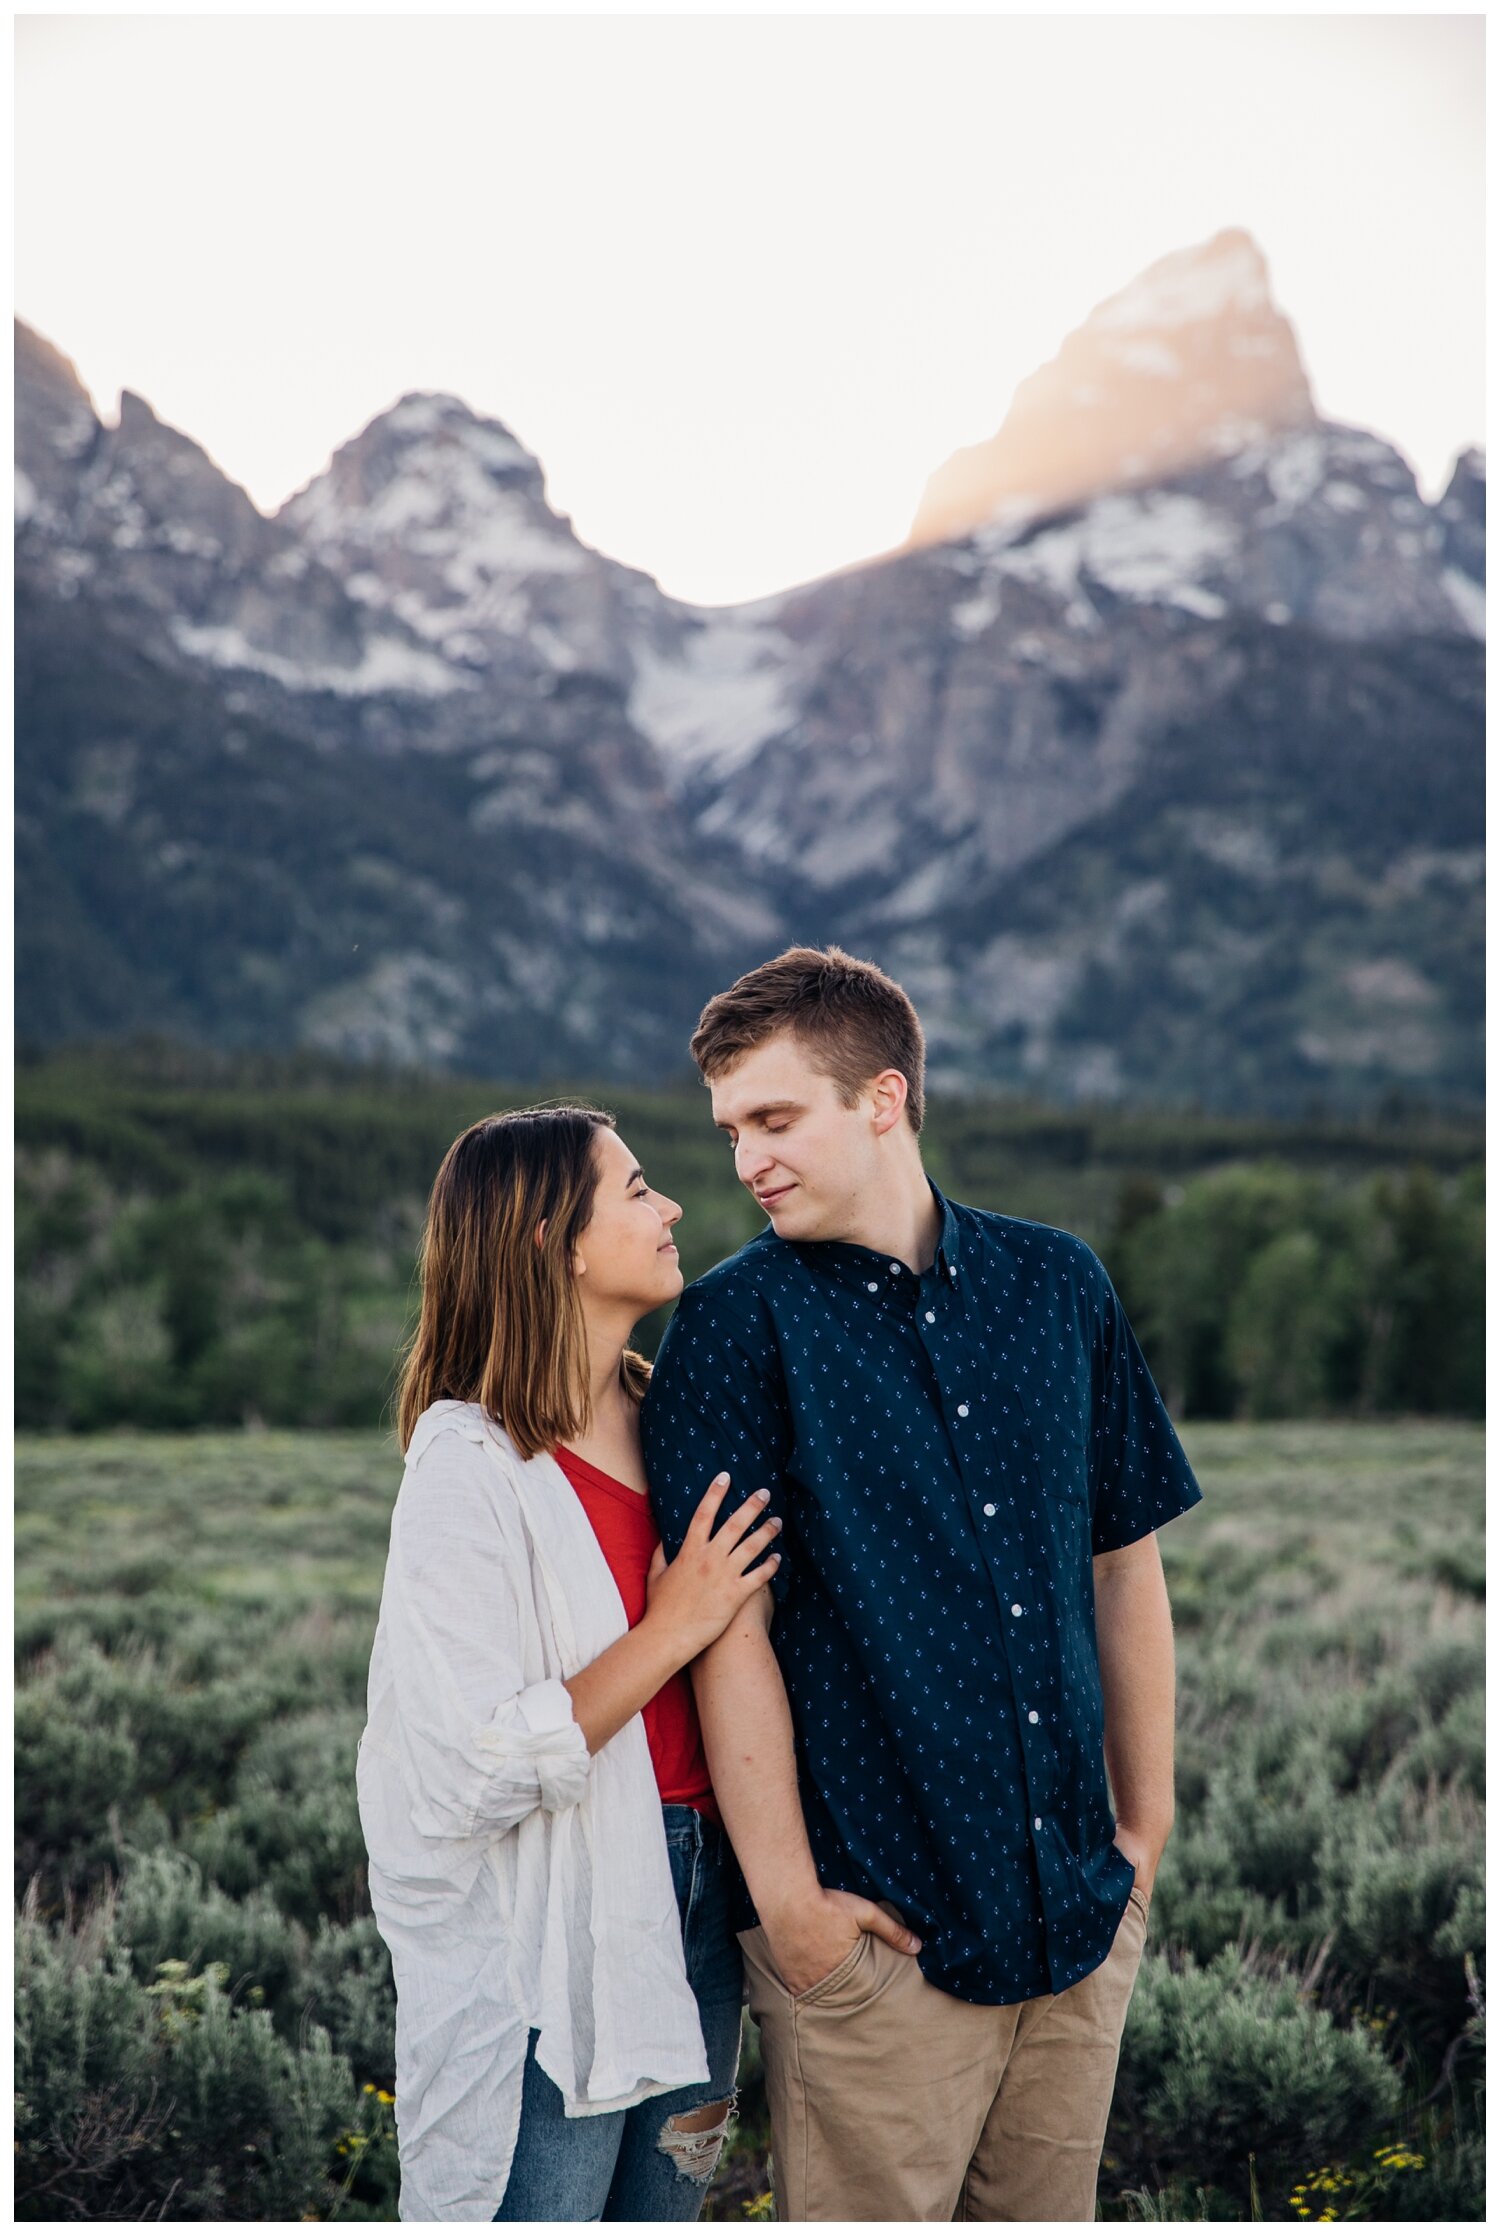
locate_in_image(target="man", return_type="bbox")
[640,945,1203,2223]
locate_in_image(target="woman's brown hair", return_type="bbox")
[395,1103,650,1459]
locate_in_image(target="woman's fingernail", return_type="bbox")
[754,1488,771,1501]
[714,1473,729,1485]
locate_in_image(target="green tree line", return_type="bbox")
[15,1044,1483,1431]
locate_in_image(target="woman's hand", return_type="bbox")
[644,1475,782,1661]
[563,1477,779,1755]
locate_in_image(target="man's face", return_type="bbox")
[709,1030,879,1242]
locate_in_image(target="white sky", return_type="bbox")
[14,11,1485,608]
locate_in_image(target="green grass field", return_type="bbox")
[15,1423,1484,2220]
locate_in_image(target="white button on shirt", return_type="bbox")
[1027,1709,1040,1724]
[867,1281,880,1294]
[924,1309,936,1324]
[1011,1603,1023,1616]
[957,1403,970,1418]
[983,1503,997,1517]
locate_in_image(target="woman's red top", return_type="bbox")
[554,1446,722,1827]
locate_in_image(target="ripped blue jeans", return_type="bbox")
[494,1803,745,2221]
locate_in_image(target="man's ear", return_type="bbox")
[870,1069,910,1136]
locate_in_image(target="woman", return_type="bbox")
[357,1104,779,2222]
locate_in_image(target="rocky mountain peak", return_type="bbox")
[280,390,547,544]
[16,319,101,524]
[116,388,161,433]
[16,317,96,420]
[910,227,1317,548]
[279,388,658,683]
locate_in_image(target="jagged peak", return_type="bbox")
[910,227,1316,549]
[117,389,161,433]
[16,317,97,408]
[1087,227,1273,338]
[279,385,545,535]
[334,387,534,471]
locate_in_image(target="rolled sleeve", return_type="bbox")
[474,1679,591,1819]
[1085,1252,1204,1554]
[641,1284,796,1608]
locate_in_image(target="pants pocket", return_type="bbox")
[791,1930,870,2010]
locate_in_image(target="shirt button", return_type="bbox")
[982,1502,997,1517]
[1027,1709,1040,1724]
[888,1261,902,1275]
[924,1309,936,1324]
[1034,1815,1043,1831]
[1011,1602,1023,1616]
[957,1402,970,1418]
[866,1281,879,1294]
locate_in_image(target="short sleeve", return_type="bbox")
[640,1283,796,1608]
[1086,1254,1204,1555]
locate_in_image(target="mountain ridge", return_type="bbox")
[14,226,1485,1113]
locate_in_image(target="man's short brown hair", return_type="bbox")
[690,945,926,1133]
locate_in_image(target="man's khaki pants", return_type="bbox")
[740,1888,1150,2222]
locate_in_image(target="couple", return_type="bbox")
[357,945,1204,2222]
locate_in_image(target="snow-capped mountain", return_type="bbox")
[281,391,675,692]
[14,226,1485,1111]
[909,228,1319,547]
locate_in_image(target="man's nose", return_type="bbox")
[736,1140,774,1185]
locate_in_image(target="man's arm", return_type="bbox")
[1093,1531,1177,1897]
[1083,1244,1202,1898]
[690,1585,922,1994]
[643,1284,920,1991]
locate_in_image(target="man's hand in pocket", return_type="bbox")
[761,1885,921,1998]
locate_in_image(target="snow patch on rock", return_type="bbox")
[630,611,795,774]
[987,491,1238,609]
[1441,567,1485,637]
[170,619,468,697]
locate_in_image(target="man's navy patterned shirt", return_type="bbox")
[640,1180,1204,2005]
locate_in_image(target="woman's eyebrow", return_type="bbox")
[624,1164,646,1188]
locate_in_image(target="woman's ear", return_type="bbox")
[537,1214,587,1278]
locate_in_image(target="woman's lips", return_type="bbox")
[757,1184,794,1207]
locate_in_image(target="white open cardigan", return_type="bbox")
[356,1400,709,2221]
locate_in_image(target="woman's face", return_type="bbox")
[572,1127,684,1317]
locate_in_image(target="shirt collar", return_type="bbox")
[778,1176,964,1294]
[931,1180,964,1286]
